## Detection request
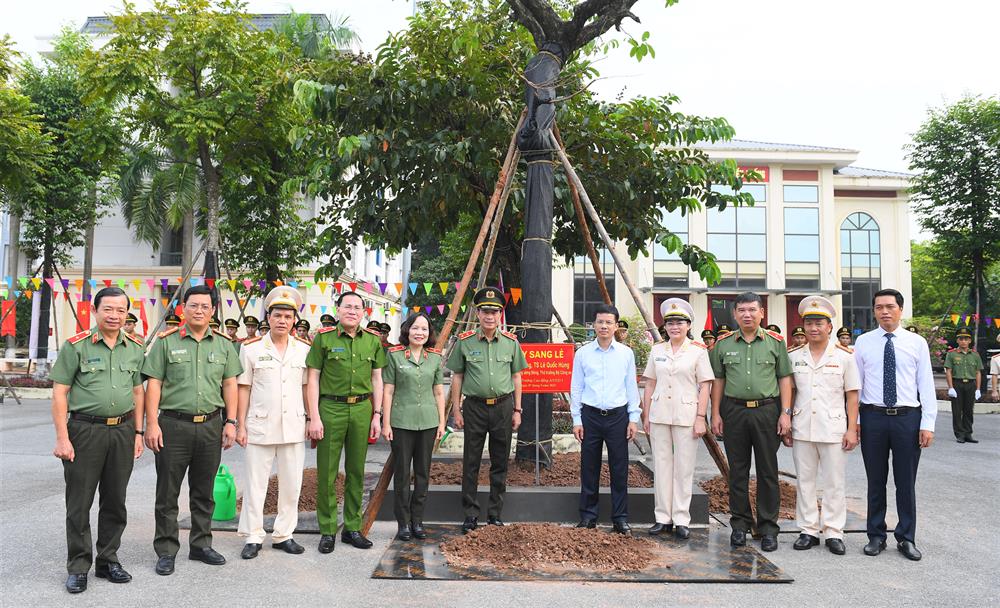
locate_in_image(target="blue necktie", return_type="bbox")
[883,333,897,406]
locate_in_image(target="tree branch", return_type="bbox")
[505,0,641,52]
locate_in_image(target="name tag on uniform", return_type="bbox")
[794,361,809,367]
[469,350,482,356]
[331,347,346,353]
[86,357,102,364]
[654,356,667,362]
[170,349,187,356]
[824,363,840,368]
[257,354,274,362]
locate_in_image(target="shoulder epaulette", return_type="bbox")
[715,331,734,341]
[458,330,477,340]
[293,335,312,346]
[388,345,405,353]
[124,333,143,346]
[765,330,784,341]
[213,328,232,341]
[787,344,805,353]
[363,327,382,337]
[691,340,707,349]
[157,327,179,339]
[500,329,518,341]
[427,347,443,355]
[67,330,91,345]
[242,336,262,346]
[317,326,336,334]
[835,343,854,354]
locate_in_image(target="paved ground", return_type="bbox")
[1,400,997,607]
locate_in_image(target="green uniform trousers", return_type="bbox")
[316,398,372,534]
[951,379,976,439]
[63,418,135,574]
[461,396,514,519]
[390,427,437,527]
[721,398,781,536]
[153,414,222,557]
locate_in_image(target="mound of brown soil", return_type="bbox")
[237,469,343,515]
[430,452,653,488]
[699,475,797,520]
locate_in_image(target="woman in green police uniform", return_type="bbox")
[381,312,447,540]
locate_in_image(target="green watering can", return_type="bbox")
[212,464,237,521]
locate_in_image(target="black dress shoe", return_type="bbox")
[793,533,820,550]
[318,535,336,554]
[674,525,690,540]
[65,573,87,593]
[461,517,479,534]
[897,540,922,561]
[341,530,374,549]
[410,523,427,539]
[241,544,261,560]
[648,522,673,535]
[95,562,131,583]
[826,538,846,555]
[272,539,305,554]
[576,519,597,529]
[957,437,966,443]
[155,555,175,576]
[396,525,412,541]
[730,529,747,547]
[612,521,632,536]
[189,546,226,565]
[965,436,979,443]
[761,534,778,552]
[487,517,505,526]
[863,538,887,556]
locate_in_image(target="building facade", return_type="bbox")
[554,140,913,338]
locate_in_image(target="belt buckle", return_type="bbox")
[885,408,898,416]
[600,408,609,416]
[485,398,497,406]
[746,400,759,408]
[192,414,207,423]
[106,416,119,426]
[346,396,359,404]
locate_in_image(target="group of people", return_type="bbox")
[50,278,993,594]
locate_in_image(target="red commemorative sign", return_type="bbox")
[519,343,575,394]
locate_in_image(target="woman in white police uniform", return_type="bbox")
[640,298,714,539]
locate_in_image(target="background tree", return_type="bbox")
[907,94,1000,347]
[0,36,51,203]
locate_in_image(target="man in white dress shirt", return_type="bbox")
[235,287,312,559]
[853,288,936,561]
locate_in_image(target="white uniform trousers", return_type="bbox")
[649,422,700,526]
[792,439,847,539]
[238,441,305,544]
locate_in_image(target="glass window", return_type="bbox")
[573,248,616,325]
[785,208,819,232]
[840,212,881,333]
[707,206,736,232]
[784,208,820,264]
[783,185,818,203]
[706,203,767,287]
[737,235,766,261]
[712,183,766,202]
[785,236,820,262]
[707,234,736,260]
[739,207,767,233]
[654,210,688,263]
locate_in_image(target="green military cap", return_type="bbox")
[837,326,852,338]
[295,319,311,331]
[224,318,239,329]
[905,325,918,333]
[766,323,782,334]
[378,322,391,334]
[791,326,805,337]
[259,320,270,331]
[209,317,220,329]
[617,319,629,329]
[701,329,716,340]
[473,286,505,310]
[125,312,138,323]
[717,323,733,333]
[955,327,973,339]
[244,315,259,327]
[320,314,336,326]
[164,313,181,326]
[367,320,382,331]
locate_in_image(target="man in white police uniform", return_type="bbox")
[786,296,860,555]
[235,287,312,559]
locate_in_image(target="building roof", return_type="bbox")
[80,13,331,35]
[698,139,859,154]
[834,166,914,178]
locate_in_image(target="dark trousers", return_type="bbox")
[390,427,437,526]
[860,406,921,543]
[63,418,135,574]
[154,414,222,557]
[579,404,629,523]
[461,397,514,519]
[951,379,976,439]
[721,398,781,536]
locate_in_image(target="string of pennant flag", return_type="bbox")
[949,313,1000,328]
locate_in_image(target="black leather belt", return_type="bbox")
[727,397,777,408]
[160,409,221,423]
[69,411,133,426]
[322,393,372,404]
[467,392,514,406]
[861,404,921,417]
[583,403,627,416]
[955,378,974,383]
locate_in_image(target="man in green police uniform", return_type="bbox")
[710,292,793,552]
[142,284,242,576]
[448,286,528,533]
[51,287,146,594]
[306,291,386,552]
[944,327,983,443]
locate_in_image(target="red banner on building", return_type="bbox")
[519,343,575,394]
[76,301,91,333]
[1,301,15,337]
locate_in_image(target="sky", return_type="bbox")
[5,0,999,174]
